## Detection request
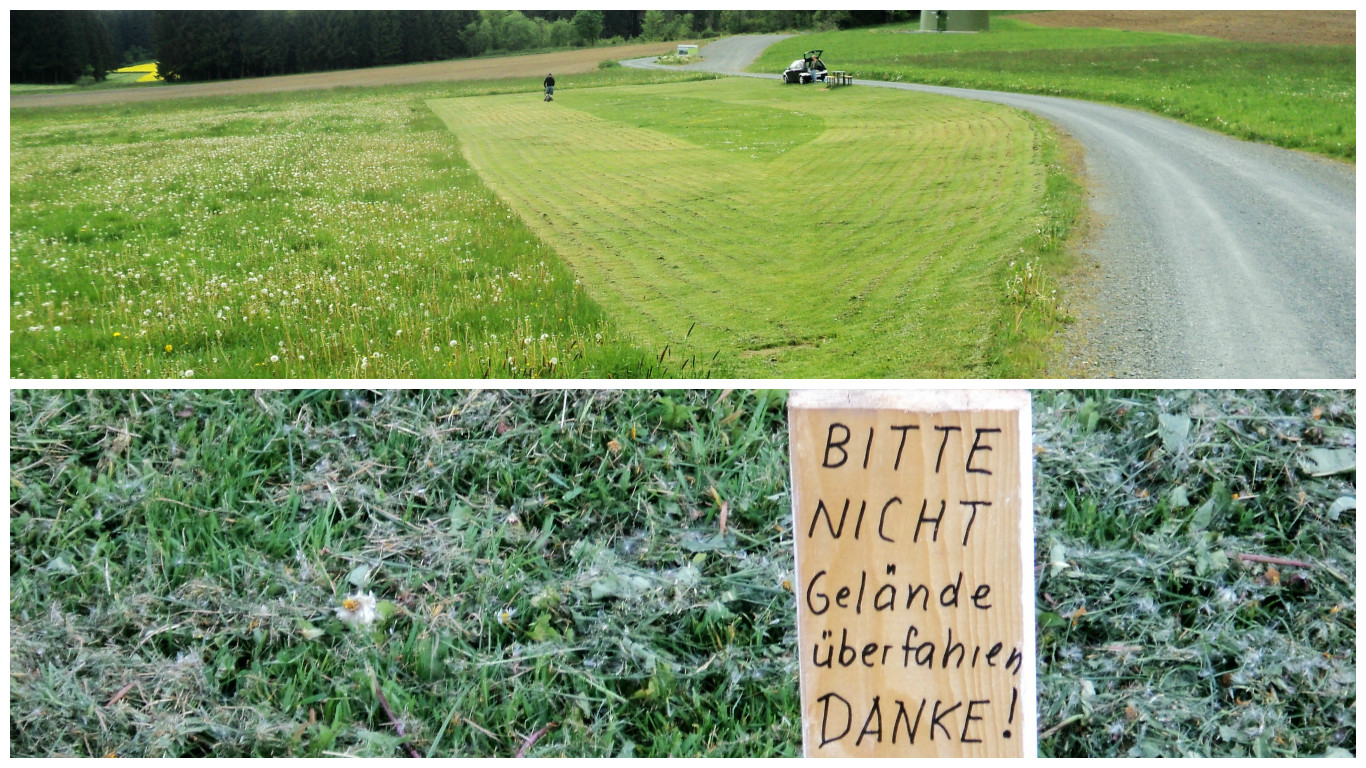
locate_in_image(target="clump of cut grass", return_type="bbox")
[1032,390,1356,757]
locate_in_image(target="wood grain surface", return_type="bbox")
[788,390,1032,757]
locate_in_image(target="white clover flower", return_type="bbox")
[336,592,377,628]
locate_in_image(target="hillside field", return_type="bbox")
[12,69,1076,378]
[9,70,721,380]
[756,15,1355,160]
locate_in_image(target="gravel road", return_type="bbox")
[627,36,1356,379]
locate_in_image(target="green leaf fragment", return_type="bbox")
[346,563,373,588]
[1299,447,1355,477]
[297,619,325,641]
[1157,412,1191,452]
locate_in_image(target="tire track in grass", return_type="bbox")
[432,78,1046,376]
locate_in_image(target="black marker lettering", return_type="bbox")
[823,423,850,468]
[856,696,883,746]
[890,424,919,470]
[877,496,900,543]
[933,425,961,473]
[962,699,988,744]
[817,692,852,747]
[966,428,1001,474]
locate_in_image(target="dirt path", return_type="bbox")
[9,42,680,109]
[628,36,1356,378]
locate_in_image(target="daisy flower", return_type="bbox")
[336,592,377,629]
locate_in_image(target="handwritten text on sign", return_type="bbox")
[789,392,1028,757]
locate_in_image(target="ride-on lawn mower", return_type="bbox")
[783,50,827,84]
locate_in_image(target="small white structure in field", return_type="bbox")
[677,44,699,56]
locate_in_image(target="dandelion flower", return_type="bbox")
[113,332,121,338]
[182,370,194,378]
[270,354,280,363]
[336,592,377,628]
[165,344,173,352]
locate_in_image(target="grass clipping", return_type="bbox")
[1033,390,1355,757]
[9,389,1356,757]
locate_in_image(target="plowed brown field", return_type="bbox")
[1008,10,1353,46]
[10,42,681,109]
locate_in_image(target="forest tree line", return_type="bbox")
[11,10,914,84]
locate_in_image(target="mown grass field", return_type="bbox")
[13,65,1077,379]
[436,77,1077,377]
[755,17,1355,160]
[10,69,722,379]
[10,389,1355,757]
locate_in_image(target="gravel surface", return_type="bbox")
[627,36,1357,379]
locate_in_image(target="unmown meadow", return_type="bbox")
[756,16,1355,160]
[9,389,1354,757]
[10,69,715,380]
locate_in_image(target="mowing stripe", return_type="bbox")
[431,78,1045,377]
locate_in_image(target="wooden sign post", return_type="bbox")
[788,390,1034,757]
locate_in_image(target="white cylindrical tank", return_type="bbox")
[919,11,990,32]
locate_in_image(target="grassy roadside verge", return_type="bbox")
[990,114,1083,376]
[9,69,711,379]
[754,18,1354,161]
[10,389,1354,757]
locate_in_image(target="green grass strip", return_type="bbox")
[436,77,1064,377]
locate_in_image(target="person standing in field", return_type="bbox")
[543,73,555,101]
